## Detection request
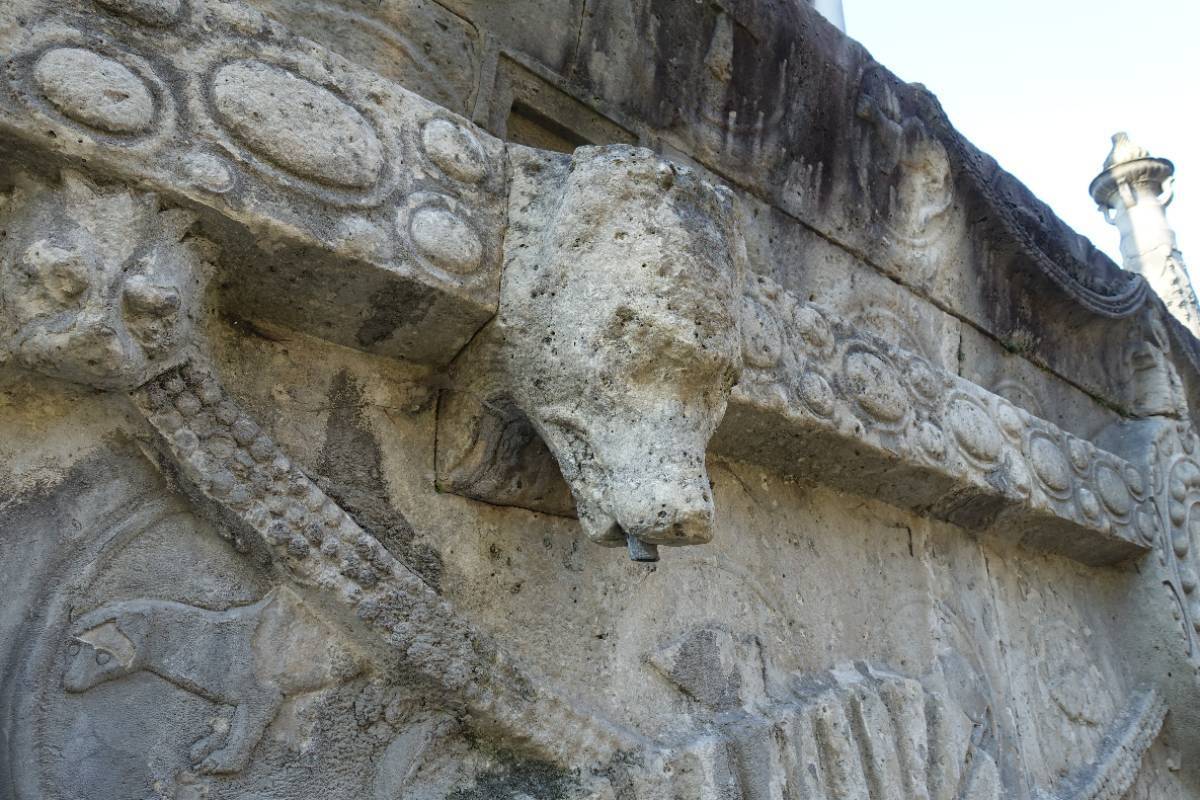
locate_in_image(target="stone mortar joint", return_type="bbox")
[455,144,748,562]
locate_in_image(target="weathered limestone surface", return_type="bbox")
[3,1,1200,799]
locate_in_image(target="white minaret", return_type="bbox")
[811,0,845,31]
[1090,132,1200,336]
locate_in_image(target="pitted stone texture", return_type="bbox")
[33,48,154,134]
[210,60,385,190]
[0,0,506,365]
[721,275,1153,566]
[454,145,746,555]
[0,171,209,390]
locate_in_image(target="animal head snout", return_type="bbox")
[494,144,747,561]
[541,413,719,562]
[62,620,136,692]
[62,639,117,692]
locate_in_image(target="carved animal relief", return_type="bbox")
[64,589,361,774]
[1,0,1198,798]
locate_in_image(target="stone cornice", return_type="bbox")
[722,276,1154,566]
[1,2,1196,793]
[0,0,1159,568]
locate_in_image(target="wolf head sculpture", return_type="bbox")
[480,146,747,560]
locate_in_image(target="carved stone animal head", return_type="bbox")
[492,146,746,558]
[0,171,209,390]
[62,620,139,693]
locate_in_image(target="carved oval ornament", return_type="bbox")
[993,399,1023,441]
[906,357,941,400]
[421,118,488,183]
[409,206,483,274]
[944,394,1002,465]
[179,151,235,194]
[1094,462,1133,518]
[1175,503,1199,558]
[210,60,384,190]
[918,421,947,460]
[793,305,834,355]
[797,371,834,418]
[1029,433,1072,496]
[740,296,784,369]
[33,48,153,134]
[1007,455,1032,498]
[844,348,908,424]
[1077,487,1104,525]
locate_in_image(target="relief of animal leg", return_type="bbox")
[189,718,228,766]
[195,688,284,775]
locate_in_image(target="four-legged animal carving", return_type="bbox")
[63,587,362,774]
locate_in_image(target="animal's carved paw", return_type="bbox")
[189,734,219,764]
[195,746,248,775]
[189,718,230,765]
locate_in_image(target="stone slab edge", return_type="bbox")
[719,275,1155,566]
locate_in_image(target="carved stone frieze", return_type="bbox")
[725,275,1155,566]
[4,0,1200,797]
[130,361,645,771]
[1145,420,1200,663]
[0,170,210,389]
[0,0,506,364]
[1034,687,1167,800]
[854,63,954,281]
[644,625,1165,800]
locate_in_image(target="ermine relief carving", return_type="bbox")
[64,587,363,774]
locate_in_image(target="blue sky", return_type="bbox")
[847,0,1198,265]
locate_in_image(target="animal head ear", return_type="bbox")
[59,169,100,206]
[70,606,117,637]
[156,207,200,243]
